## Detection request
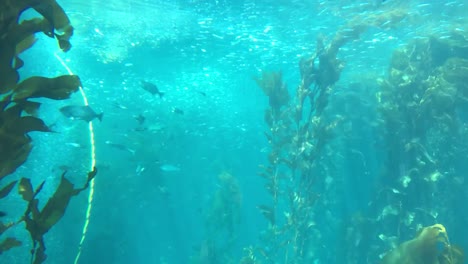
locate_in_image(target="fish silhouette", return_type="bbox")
[141,80,164,98]
[60,105,103,122]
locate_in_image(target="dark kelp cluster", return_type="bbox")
[242,7,466,264]
[368,30,468,262]
[324,14,468,264]
[0,0,79,179]
[0,1,95,263]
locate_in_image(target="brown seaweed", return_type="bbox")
[0,181,17,199]
[19,168,97,264]
[381,224,464,264]
[0,0,82,181]
[13,75,81,101]
[0,237,22,254]
[0,0,86,260]
[254,71,290,114]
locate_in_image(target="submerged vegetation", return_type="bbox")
[381,224,464,264]
[1,1,467,263]
[243,6,467,264]
[0,1,95,263]
[371,29,468,263]
[192,171,242,264]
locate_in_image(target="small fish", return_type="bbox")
[136,164,145,175]
[141,80,164,98]
[158,185,170,196]
[60,105,103,122]
[113,102,128,110]
[160,164,181,172]
[105,140,135,155]
[66,142,82,148]
[134,114,145,125]
[173,107,184,115]
[196,91,206,96]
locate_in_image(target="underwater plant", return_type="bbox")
[369,29,468,262]
[242,5,468,263]
[254,71,290,116]
[0,1,96,263]
[248,18,373,264]
[0,1,78,178]
[381,224,464,264]
[192,171,241,264]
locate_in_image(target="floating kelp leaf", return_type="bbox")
[0,66,18,94]
[18,178,34,202]
[13,100,41,116]
[13,75,81,101]
[85,168,98,187]
[13,34,37,70]
[15,34,37,55]
[2,101,23,121]
[0,1,80,260]
[0,222,15,235]
[22,168,96,263]
[0,137,32,180]
[0,100,42,130]
[6,116,51,134]
[32,0,74,51]
[0,180,17,199]
[0,40,17,92]
[35,175,79,232]
[12,56,24,70]
[11,17,54,45]
[0,94,12,111]
[0,16,52,93]
[18,177,45,204]
[0,237,22,254]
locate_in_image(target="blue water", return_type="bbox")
[3,0,468,263]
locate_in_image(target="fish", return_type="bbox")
[65,142,82,148]
[196,91,206,96]
[141,80,164,98]
[160,164,181,172]
[112,102,128,110]
[173,107,184,115]
[105,140,135,155]
[134,114,145,125]
[60,105,103,122]
[136,164,145,175]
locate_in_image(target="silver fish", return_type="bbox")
[160,164,180,172]
[104,140,135,155]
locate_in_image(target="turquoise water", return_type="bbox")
[3,0,468,263]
